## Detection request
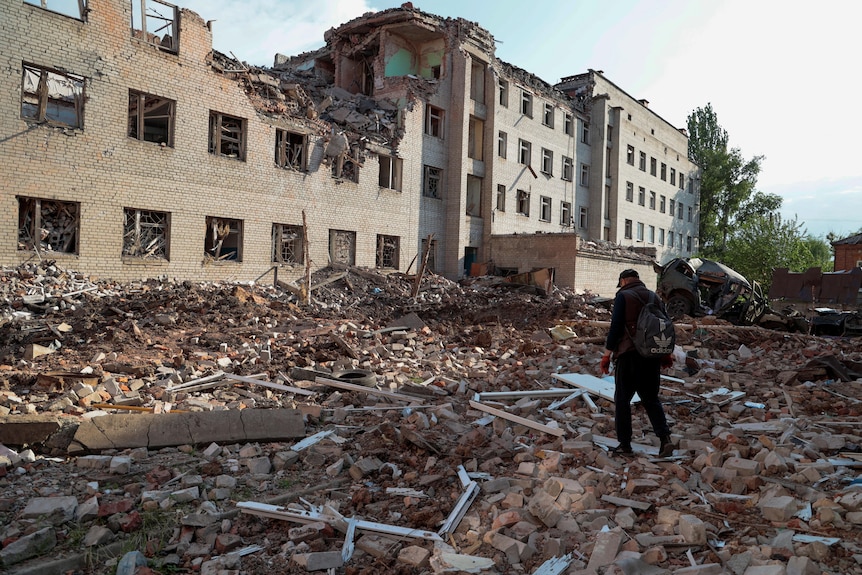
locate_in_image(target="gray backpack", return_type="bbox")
[626,291,676,357]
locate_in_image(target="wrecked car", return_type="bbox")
[654,257,808,331]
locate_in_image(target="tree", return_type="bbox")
[687,104,763,260]
[724,214,832,293]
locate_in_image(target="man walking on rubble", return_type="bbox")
[600,269,675,457]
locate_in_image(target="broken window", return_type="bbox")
[581,122,589,144]
[425,104,444,138]
[520,90,532,117]
[275,129,308,171]
[128,90,175,146]
[498,79,509,108]
[123,208,169,260]
[18,197,79,253]
[470,60,485,103]
[131,0,178,54]
[466,175,482,217]
[543,103,554,128]
[541,148,553,176]
[579,206,588,229]
[467,116,484,160]
[378,155,402,191]
[518,139,531,166]
[627,145,635,166]
[421,238,437,273]
[423,165,442,199]
[516,190,530,216]
[562,156,573,181]
[560,201,571,226]
[626,181,634,202]
[329,229,355,266]
[624,219,633,240]
[376,235,399,269]
[497,131,507,159]
[580,163,590,186]
[21,63,85,128]
[209,111,246,160]
[564,113,573,136]
[272,223,304,264]
[204,216,242,262]
[496,185,506,212]
[24,0,88,19]
[333,155,359,183]
[539,196,551,222]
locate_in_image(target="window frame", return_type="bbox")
[496,184,506,212]
[128,90,175,146]
[562,156,573,182]
[649,191,656,210]
[581,121,590,144]
[208,111,247,160]
[378,155,403,191]
[24,0,88,19]
[376,234,400,269]
[639,151,646,171]
[560,201,571,226]
[123,207,170,260]
[624,219,633,240]
[518,139,532,166]
[579,206,588,229]
[542,102,554,128]
[580,163,590,186]
[131,0,179,54]
[541,148,553,176]
[423,165,442,199]
[497,130,507,158]
[564,113,573,136]
[498,80,509,107]
[516,189,530,216]
[204,216,243,262]
[21,63,86,129]
[425,104,444,138]
[17,196,80,254]
[638,187,645,206]
[626,145,635,166]
[539,196,552,222]
[275,128,308,171]
[520,90,533,117]
[272,223,304,265]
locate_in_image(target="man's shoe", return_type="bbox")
[611,444,633,456]
[659,435,674,457]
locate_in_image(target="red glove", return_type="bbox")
[660,354,674,370]
[600,354,611,374]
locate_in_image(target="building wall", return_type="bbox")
[574,252,657,297]
[0,0,424,283]
[834,244,862,271]
[557,71,700,264]
[489,234,578,287]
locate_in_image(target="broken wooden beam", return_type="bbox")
[468,400,565,437]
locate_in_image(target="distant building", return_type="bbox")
[1,0,698,294]
[832,232,862,271]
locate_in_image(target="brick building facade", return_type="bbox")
[1,1,699,297]
[833,233,862,272]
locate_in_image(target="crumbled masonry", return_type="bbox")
[0,260,861,574]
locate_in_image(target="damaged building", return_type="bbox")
[1,0,699,295]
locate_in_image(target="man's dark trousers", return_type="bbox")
[613,351,671,445]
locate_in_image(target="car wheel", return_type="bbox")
[330,369,377,387]
[666,295,692,320]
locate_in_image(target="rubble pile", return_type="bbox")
[1,260,861,574]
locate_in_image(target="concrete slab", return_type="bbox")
[69,409,304,452]
[0,414,77,447]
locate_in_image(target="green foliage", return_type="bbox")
[687,104,764,260]
[723,215,833,292]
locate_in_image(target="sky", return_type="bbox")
[177,0,862,240]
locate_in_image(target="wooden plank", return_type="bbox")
[600,494,652,511]
[315,377,424,404]
[468,400,565,437]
